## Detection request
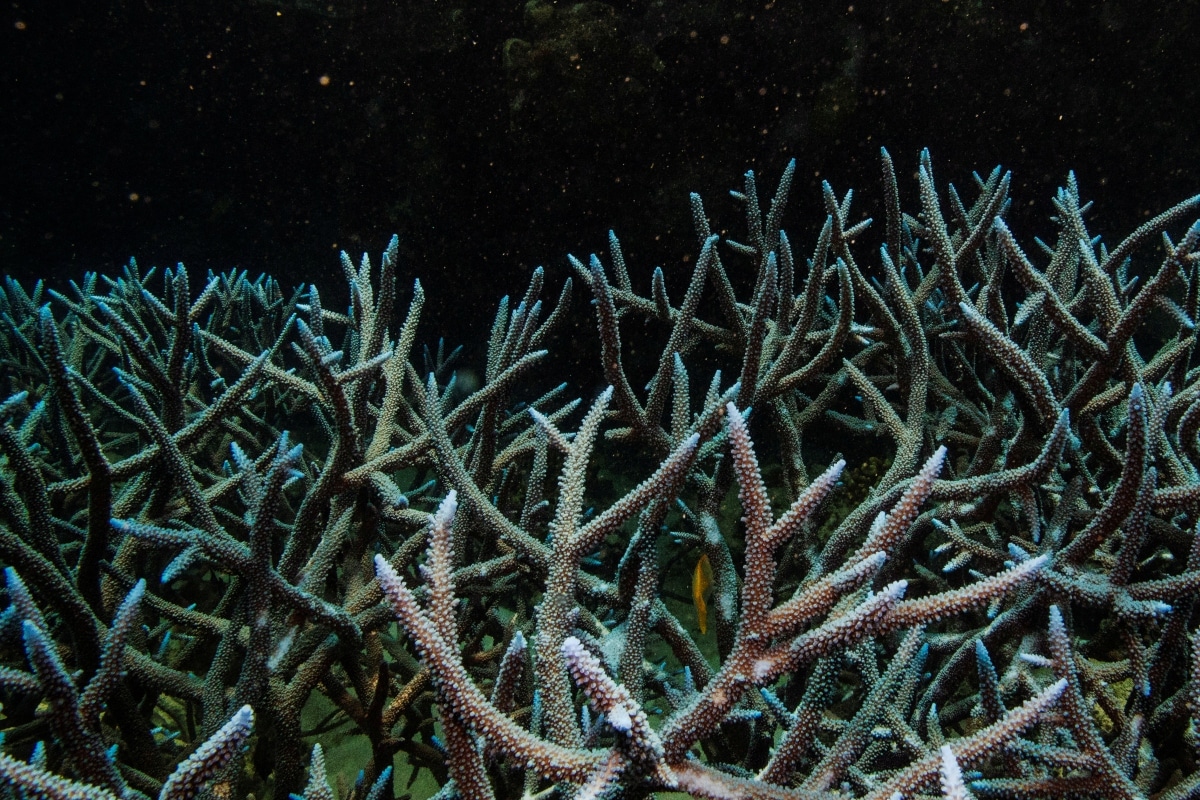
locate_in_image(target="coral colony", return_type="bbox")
[1,149,1200,800]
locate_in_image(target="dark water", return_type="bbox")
[2,0,1198,348]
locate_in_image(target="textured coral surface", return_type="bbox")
[0,152,1198,799]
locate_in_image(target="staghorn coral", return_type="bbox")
[0,150,1197,799]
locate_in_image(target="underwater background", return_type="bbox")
[2,0,1198,350]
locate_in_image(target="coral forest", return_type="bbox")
[1,150,1200,800]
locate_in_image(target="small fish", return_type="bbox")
[692,554,714,634]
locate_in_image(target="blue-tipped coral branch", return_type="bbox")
[0,150,1198,799]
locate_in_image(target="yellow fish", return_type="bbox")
[692,554,714,634]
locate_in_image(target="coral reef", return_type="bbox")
[0,150,1199,800]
